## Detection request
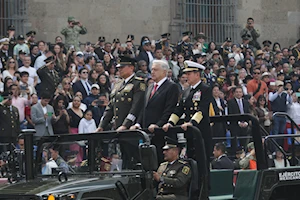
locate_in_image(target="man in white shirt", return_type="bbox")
[18,56,38,87]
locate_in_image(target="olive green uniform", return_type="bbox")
[100,75,146,130]
[60,25,87,51]
[0,104,20,143]
[156,159,191,200]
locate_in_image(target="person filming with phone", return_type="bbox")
[61,16,87,51]
[240,17,260,50]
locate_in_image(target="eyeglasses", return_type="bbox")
[253,72,261,75]
[64,82,71,85]
[290,58,295,60]
[81,71,88,74]
[9,61,15,64]
[246,62,251,64]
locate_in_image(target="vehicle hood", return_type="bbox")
[0,175,121,196]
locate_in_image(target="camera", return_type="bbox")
[73,21,79,25]
[96,100,104,106]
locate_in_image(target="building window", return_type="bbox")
[0,0,28,37]
[184,0,238,44]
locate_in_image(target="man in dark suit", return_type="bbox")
[163,60,212,198]
[96,42,114,61]
[37,56,60,95]
[72,68,92,100]
[136,39,154,72]
[211,142,234,170]
[0,40,9,69]
[131,60,179,162]
[228,86,250,151]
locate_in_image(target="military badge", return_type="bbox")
[182,166,190,175]
[140,83,146,91]
[124,83,134,92]
[192,91,201,101]
[169,170,176,175]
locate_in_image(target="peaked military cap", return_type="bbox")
[183,60,205,72]
[7,25,15,31]
[26,31,36,37]
[182,31,193,37]
[194,32,207,40]
[127,34,134,41]
[162,136,181,150]
[116,56,136,67]
[262,40,272,47]
[161,33,171,39]
[44,56,55,63]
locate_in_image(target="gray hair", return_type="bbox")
[152,60,169,71]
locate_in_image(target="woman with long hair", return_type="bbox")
[176,53,185,70]
[2,58,18,80]
[206,41,217,60]
[67,96,84,165]
[53,43,67,77]
[222,72,239,100]
[255,95,271,133]
[52,94,70,135]
[97,74,111,98]
[88,69,98,84]
[3,77,14,93]
[54,77,74,103]
[244,58,253,76]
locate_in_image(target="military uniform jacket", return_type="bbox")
[176,41,193,57]
[37,65,60,95]
[0,50,9,69]
[100,75,145,129]
[0,104,20,138]
[157,159,191,197]
[60,25,87,51]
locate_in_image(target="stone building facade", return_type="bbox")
[23,0,300,47]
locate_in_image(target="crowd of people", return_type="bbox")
[0,16,300,161]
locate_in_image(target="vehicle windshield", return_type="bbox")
[36,131,147,176]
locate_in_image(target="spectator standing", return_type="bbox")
[78,110,97,134]
[255,95,271,133]
[269,80,292,147]
[222,72,239,100]
[10,84,30,129]
[13,35,30,60]
[5,25,16,57]
[137,39,154,72]
[29,45,39,66]
[97,74,111,97]
[0,40,9,69]
[31,92,55,139]
[240,17,260,50]
[2,58,18,80]
[72,68,92,100]
[60,17,87,51]
[247,68,268,100]
[25,93,38,129]
[211,142,234,169]
[18,56,38,87]
[228,86,250,150]
[52,95,70,135]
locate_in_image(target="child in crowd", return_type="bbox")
[78,110,97,134]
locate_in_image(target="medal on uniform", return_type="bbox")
[169,170,176,175]
[124,84,134,92]
[192,91,201,101]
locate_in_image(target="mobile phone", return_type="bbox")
[12,76,17,82]
[121,43,127,48]
[151,40,155,46]
[58,84,63,90]
[96,100,104,106]
[20,85,27,91]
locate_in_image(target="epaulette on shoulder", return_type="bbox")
[135,76,144,81]
[178,160,188,164]
[160,162,168,166]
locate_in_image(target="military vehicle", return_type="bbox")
[0,113,300,199]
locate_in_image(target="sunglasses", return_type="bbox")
[246,62,251,64]
[64,82,71,85]
[290,58,295,60]
[253,72,261,75]
[81,71,88,74]
[9,61,15,64]
[220,70,226,73]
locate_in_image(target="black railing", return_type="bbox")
[210,114,267,170]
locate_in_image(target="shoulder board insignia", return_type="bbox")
[140,82,146,91]
[160,162,168,166]
[182,166,190,175]
[178,160,187,164]
[135,76,144,81]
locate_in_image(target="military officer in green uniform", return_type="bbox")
[153,138,191,200]
[0,92,20,151]
[97,56,146,131]
[61,17,87,51]
[37,56,60,95]
[176,31,193,57]
[6,25,16,57]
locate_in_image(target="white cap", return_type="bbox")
[91,84,100,89]
[275,80,284,86]
[261,72,270,77]
[183,60,205,72]
[76,51,84,56]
